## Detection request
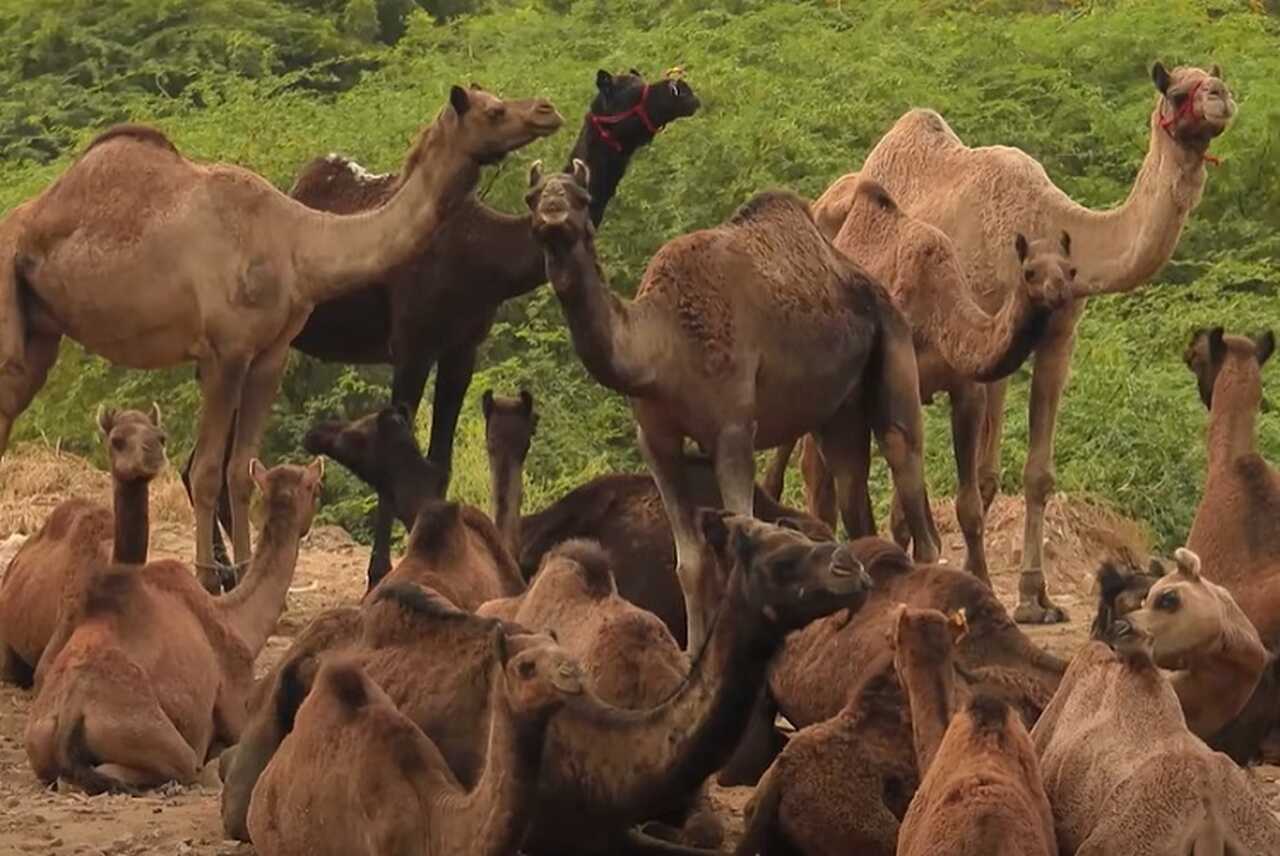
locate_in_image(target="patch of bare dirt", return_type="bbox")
[1,448,1277,852]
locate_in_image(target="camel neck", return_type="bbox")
[897,646,958,775]
[216,496,305,656]
[1172,603,1267,736]
[294,115,480,304]
[386,455,445,529]
[111,477,150,564]
[1206,367,1260,471]
[488,453,524,559]
[562,118,642,227]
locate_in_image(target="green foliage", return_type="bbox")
[2,0,1278,551]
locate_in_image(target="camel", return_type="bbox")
[733,606,965,856]
[0,86,561,592]
[813,62,1235,624]
[529,161,938,651]
[1031,617,1280,854]
[898,694,1057,856]
[482,388,537,558]
[24,459,322,792]
[763,179,1081,583]
[194,69,699,583]
[310,401,830,647]
[0,405,166,686]
[246,637,583,856]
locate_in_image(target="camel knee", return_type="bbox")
[226,456,255,509]
[1023,465,1055,506]
[189,456,226,509]
[955,484,985,539]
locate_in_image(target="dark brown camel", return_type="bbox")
[187,70,699,587]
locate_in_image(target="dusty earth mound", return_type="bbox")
[1,447,1276,853]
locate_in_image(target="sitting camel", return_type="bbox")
[1031,616,1280,854]
[0,405,166,686]
[734,606,965,856]
[763,179,1081,585]
[25,459,322,792]
[0,87,561,591]
[529,160,938,651]
[247,639,583,856]
[481,389,538,558]
[810,62,1235,624]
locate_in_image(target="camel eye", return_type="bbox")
[1069,268,1078,279]
[1156,591,1179,611]
[517,660,536,679]
[158,433,167,446]
[1024,269,1034,282]
[111,435,126,451]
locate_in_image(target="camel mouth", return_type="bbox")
[302,422,343,457]
[551,664,585,695]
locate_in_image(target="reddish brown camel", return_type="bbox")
[189,70,699,586]
[812,62,1234,624]
[0,86,561,593]
[529,161,938,651]
[481,389,538,558]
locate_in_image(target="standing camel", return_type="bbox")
[528,161,938,652]
[0,85,561,592]
[188,69,699,586]
[807,62,1235,623]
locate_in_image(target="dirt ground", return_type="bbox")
[1,445,1278,854]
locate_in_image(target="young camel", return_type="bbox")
[0,86,560,591]
[247,639,583,856]
[1031,617,1280,854]
[815,62,1235,623]
[529,160,937,652]
[763,179,1081,584]
[0,405,166,686]
[481,388,538,558]
[25,459,322,792]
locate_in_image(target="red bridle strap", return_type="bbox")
[588,84,662,153]
[1159,78,1220,166]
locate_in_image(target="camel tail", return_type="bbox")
[57,715,137,796]
[0,248,27,375]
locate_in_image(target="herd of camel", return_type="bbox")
[0,55,1277,855]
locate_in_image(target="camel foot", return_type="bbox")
[196,564,238,596]
[1013,601,1068,624]
[1013,569,1069,624]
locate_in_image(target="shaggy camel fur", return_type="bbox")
[1032,619,1280,854]
[764,179,1081,583]
[0,87,560,591]
[529,161,937,651]
[195,71,697,582]
[898,694,1057,856]
[25,459,321,792]
[247,637,583,856]
[482,388,537,558]
[0,405,166,686]
[734,606,965,856]
[817,63,1234,624]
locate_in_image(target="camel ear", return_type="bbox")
[249,458,269,492]
[449,84,471,117]
[303,457,325,488]
[1152,61,1171,95]
[1210,63,1223,80]
[518,389,534,416]
[1060,230,1071,257]
[528,159,543,189]
[96,405,116,436]
[1208,326,1226,364]
[596,69,614,94]
[481,389,495,419]
[572,158,591,189]
[947,608,968,644]
[1014,233,1029,263]
[1174,547,1201,580]
[149,402,163,428]
[1254,331,1274,366]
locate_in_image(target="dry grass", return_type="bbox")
[0,442,193,537]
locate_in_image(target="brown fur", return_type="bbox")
[24,461,322,792]
[82,124,180,156]
[891,606,968,775]
[482,388,537,558]
[529,161,938,651]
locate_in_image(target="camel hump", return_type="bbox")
[405,500,464,557]
[728,189,814,227]
[372,581,467,623]
[966,693,1011,733]
[547,538,616,597]
[82,564,136,618]
[82,124,179,157]
[847,536,912,583]
[853,179,897,212]
[319,657,372,714]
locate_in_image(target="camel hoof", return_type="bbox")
[1013,602,1069,625]
[682,810,726,850]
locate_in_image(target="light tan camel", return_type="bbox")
[898,694,1057,856]
[529,159,937,652]
[246,639,583,856]
[24,459,322,792]
[481,388,538,558]
[1031,619,1280,855]
[815,62,1234,623]
[764,180,1080,583]
[0,86,561,589]
[0,405,166,686]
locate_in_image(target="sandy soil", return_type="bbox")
[1,455,1278,853]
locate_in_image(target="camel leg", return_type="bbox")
[951,382,991,585]
[1014,323,1076,625]
[638,424,706,654]
[0,332,60,458]
[978,378,1009,512]
[189,357,248,590]
[713,421,756,517]
[425,344,480,480]
[815,405,876,541]
[762,440,796,501]
[798,435,838,530]
[180,414,235,573]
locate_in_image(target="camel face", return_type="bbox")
[594,69,701,129]
[502,636,584,713]
[1184,326,1273,409]
[250,457,325,537]
[1127,548,1229,666]
[891,605,967,680]
[449,84,563,166]
[1016,231,1077,308]
[527,161,593,249]
[303,404,433,492]
[482,389,537,462]
[1153,63,1235,149]
[97,404,167,482]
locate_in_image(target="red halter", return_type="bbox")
[588,84,662,153]
[1158,78,1220,166]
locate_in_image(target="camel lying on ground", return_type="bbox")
[0,405,166,686]
[24,459,322,792]
[247,636,583,856]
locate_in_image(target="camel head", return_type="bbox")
[96,403,167,483]
[1015,231,1077,307]
[482,388,538,464]
[1184,326,1274,409]
[587,68,700,153]
[889,605,967,676]
[1102,616,1156,664]
[1125,548,1229,667]
[1089,559,1162,640]
[697,510,873,632]
[1151,62,1235,153]
[527,159,593,250]
[303,405,445,496]
[248,457,325,537]
[498,628,584,718]
[443,84,563,167]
